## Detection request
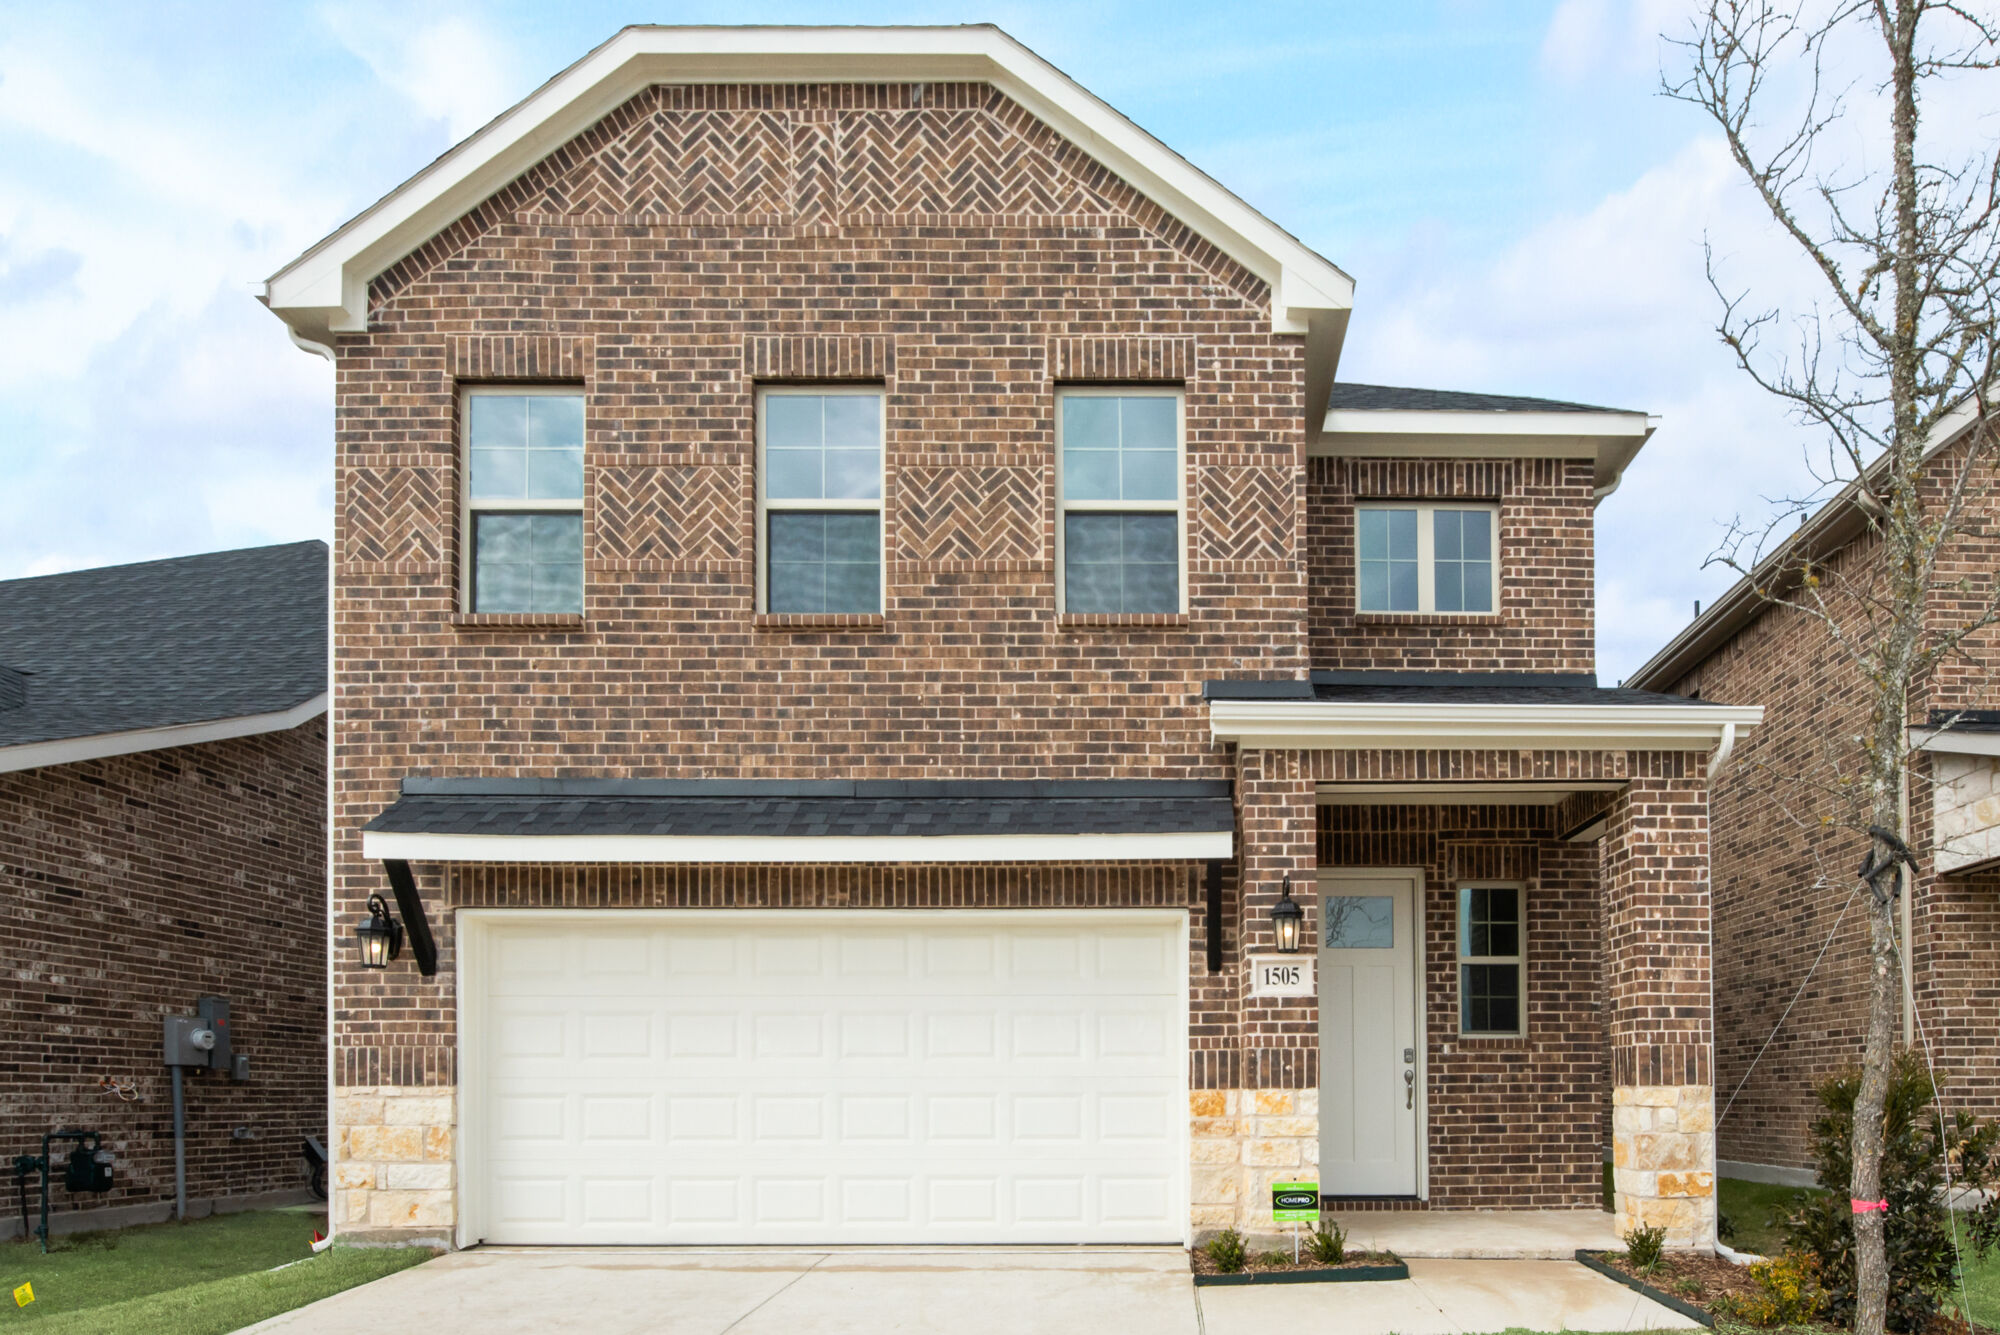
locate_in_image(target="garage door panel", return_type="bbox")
[471,914,1184,1244]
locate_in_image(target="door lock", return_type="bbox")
[1404,1068,1415,1109]
[1403,1048,1415,1065]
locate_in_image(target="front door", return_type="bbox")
[1317,873,1420,1196]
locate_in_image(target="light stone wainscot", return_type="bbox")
[1190,1088,1320,1246]
[1612,1084,1717,1250]
[335,1086,456,1245]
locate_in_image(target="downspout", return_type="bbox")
[1710,722,1738,775]
[1900,747,1914,1046]
[289,328,336,363]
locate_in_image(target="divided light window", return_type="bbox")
[1458,885,1525,1036]
[1057,388,1184,614]
[1355,503,1497,613]
[757,387,884,614]
[462,388,585,614]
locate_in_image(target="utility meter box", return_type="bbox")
[162,1016,216,1067]
[196,996,232,1071]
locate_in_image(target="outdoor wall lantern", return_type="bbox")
[1271,876,1305,953]
[354,894,404,970]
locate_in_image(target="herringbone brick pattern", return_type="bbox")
[1197,465,1293,564]
[592,465,742,568]
[838,108,1116,217]
[893,465,1042,565]
[342,465,445,567]
[549,109,794,219]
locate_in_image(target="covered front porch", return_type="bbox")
[1204,670,1762,1250]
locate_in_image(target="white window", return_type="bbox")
[757,387,884,614]
[1458,884,1524,1036]
[461,387,585,614]
[1056,388,1184,614]
[1355,503,1497,613]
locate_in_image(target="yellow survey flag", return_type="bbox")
[12,1281,32,1306]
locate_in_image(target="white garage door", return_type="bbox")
[462,910,1186,1245]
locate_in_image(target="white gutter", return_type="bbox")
[0,694,330,775]
[361,828,1233,864]
[1208,700,1764,752]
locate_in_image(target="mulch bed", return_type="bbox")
[1585,1251,1996,1335]
[1190,1246,1403,1279]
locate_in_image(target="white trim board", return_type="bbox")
[1316,782,1626,806]
[264,26,1353,351]
[1210,700,1763,752]
[0,694,329,775]
[364,828,1232,864]
[1910,728,2000,758]
[1313,409,1656,499]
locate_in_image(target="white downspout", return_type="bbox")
[1710,722,1738,775]
[289,329,336,363]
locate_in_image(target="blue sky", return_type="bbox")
[0,0,1835,680]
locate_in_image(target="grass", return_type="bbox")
[0,1207,431,1334]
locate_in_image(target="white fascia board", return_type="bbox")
[265,26,1353,343]
[0,694,329,776]
[362,828,1233,864]
[1317,409,1652,441]
[1209,700,1764,752]
[1315,781,1625,805]
[1910,728,2000,758]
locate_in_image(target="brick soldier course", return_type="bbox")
[266,26,1757,1249]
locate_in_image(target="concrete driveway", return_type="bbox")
[246,1247,1698,1335]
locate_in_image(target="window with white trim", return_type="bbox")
[757,387,884,614]
[461,387,585,614]
[1355,503,1497,613]
[1057,388,1184,614]
[1458,884,1524,1035]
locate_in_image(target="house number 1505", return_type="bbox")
[1247,955,1315,998]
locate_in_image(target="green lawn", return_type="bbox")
[0,1208,431,1334]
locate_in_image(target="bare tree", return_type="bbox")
[1664,3,2000,1332]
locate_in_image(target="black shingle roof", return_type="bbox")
[1328,383,1629,414]
[1203,671,1710,706]
[1925,709,2000,734]
[366,779,1233,842]
[0,541,327,750]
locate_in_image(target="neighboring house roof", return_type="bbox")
[0,541,328,774]
[1316,383,1657,501]
[1627,395,1990,692]
[262,24,1355,415]
[362,778,1234,863]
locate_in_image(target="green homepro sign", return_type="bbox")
[1272,1181,1319,1223]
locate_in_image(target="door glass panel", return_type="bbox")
[1321,895,1394,949]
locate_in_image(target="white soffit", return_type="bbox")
[1910,728,2000,758]
[362,828,1233,864]
[1211,700,1764,752]
[1312,409,1658,494]
[264,25,1354,349]
[0,694,329,776]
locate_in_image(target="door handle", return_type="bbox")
[1404,1068,1414,1110]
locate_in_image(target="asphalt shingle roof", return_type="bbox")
[366,779,1234,842]
[0,541,327,750]
[1327,382,1629,414]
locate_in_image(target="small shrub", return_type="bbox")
[1206,1228,1247,1273]
[1673,1278,1701,1298]
[1782,1051,2000,1333]
[1307,1221,1347,1266]
[1623,1222,1667,1274]
[1712,1251,1821,1328]
[1260,1249,1290,1268]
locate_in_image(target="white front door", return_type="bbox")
[461,910,1187,1245]
[1316,873,1420,1196]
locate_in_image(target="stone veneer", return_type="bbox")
[1611,1084,1717,1248]
[335,1086,456,1240]
[1190,1088,1319,1241]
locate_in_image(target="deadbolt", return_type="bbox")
[1403,1047,1415,1064]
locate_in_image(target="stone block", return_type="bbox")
[1615,1168,1657,1198]
[1679,1099,1714,1133]
[1190,1204,1236,1230]
[347,1125,424,1162]
[1253,1116,1317,1139]
[369,1189,454,1230]
[1253,1090,1293,1115]
[1630,1133,1700,1171]
[1190,1138,1238,1166]
[1189,1090,1227,1118]
[338,1096,384,1128]
[1657,1171,1714,1198]
[334,1161,376,1190]
[1190,1168,1239,1204]
[384,1161,455,1191]
[1616,1085,1678,1108]
[385,1095,454,1127]
[1190,1118,1239,1139]
[1243,1139,1301,1168]
[423,1126,454,1161]
[1296,1090,1318,1116]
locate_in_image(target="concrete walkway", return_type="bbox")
[245,1247,1699,1335]
[1326,1207,1623,1258]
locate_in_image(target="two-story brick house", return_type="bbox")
[264,26,1761,1250]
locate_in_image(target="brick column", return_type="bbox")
[1603,755,1716,1249]
[1189,748,1318,1242]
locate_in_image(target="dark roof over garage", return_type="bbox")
[0,541,327,750]
[1202,671,1711,706]
[367,778,1234,841]
[1327,383,1628,414]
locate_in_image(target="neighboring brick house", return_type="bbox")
[0,542,328,1235]
[1629,400,2000,1181]
[263,26,1761,1250]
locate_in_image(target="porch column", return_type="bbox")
[1603,756,1717,1249]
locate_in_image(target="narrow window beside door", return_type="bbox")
[463,388,585,614]
[1457,885,1524,1035]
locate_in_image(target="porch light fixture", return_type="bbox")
[354,894,404,970]
[1271,877,1305,954]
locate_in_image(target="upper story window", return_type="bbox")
[1355,503,1496,613]
[1458,884,1524,1036]
[462,388,584,614]
[1057,388,1184,614]
[757,387,884,614]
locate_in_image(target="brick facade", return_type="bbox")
[0,723,327,1232]
[1660,443,2000,1173]
[322,72,1718,1246]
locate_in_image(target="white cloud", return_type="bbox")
[1541,0,1693,82]
[320,7,528,143]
